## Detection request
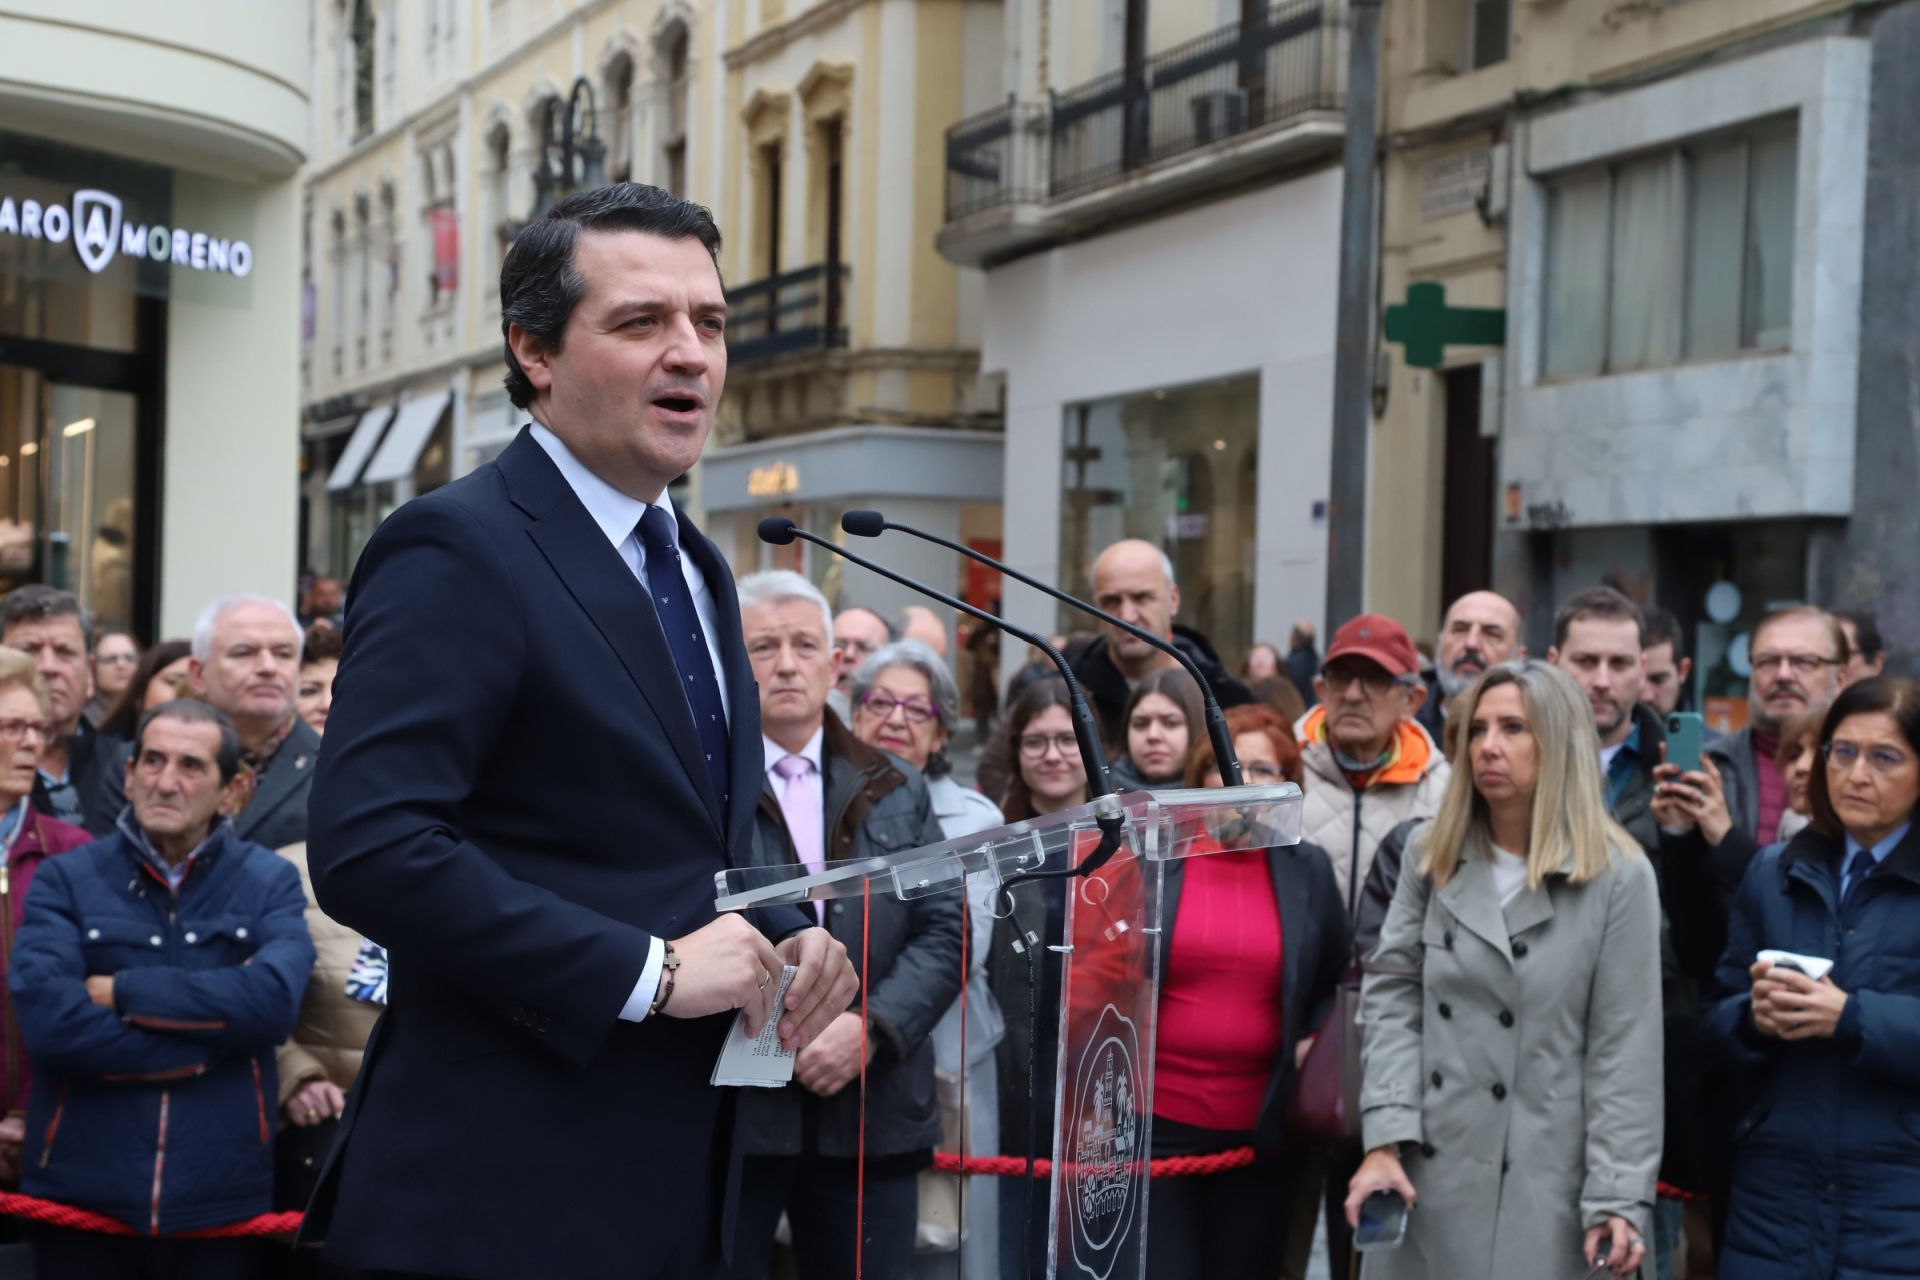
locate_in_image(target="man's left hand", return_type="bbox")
[84,976,114,1009]
[774,927,859,1052]
[793,1011,873,1098]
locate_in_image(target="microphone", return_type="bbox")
[840,509,1244,786]
[757,516,1117,800]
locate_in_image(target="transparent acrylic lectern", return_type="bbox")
[714,782,1304,1279]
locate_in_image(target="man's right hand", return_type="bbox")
[665,914,784,1035]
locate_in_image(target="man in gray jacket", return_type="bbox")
[730,571,964,1280]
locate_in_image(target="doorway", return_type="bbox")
[1439,364,1495,609]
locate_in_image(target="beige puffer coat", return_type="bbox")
[1295,707,1451,913]
[275,843,381,1108]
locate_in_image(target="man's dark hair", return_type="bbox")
[134,698,242,784]
[1836,608,1885,662]
[1642,605,1685,663]
[0,584,92,648]
[499,183,723,409]
[1553,586,1644,651]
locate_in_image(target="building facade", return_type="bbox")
[1373,0,1920,706]
[0,2,309,639]
[936,0,1349,673]
[301,0,1003,651]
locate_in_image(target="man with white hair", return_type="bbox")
[1069,538,1252,746]
[731,570,962,1279]
[190,593,318,849]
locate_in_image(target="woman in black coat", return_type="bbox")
[1704,676,1920,1280]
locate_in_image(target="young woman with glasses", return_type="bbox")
[1705,675,1920,1280]
[986,677,1091,1276]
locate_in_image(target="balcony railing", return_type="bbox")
[725,263,850,366]
[942,0,1343,216]
[1053,0,1342,196]
[945,101,1047,221]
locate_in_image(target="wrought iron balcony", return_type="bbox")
[725,263,851,366]
[939,0,1345,261]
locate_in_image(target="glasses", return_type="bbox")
[0,719,51,743]
[96,653,139,666]
[1018,732,1078,760]
[835,638,880,659]
[1823,741,1912,775]
[1751,652,1841,677]
[1322,666,1416,699]
[858,691,938,725]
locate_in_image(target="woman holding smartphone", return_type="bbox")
[1705,675,1920,1280]
[1346,661,1663,1278]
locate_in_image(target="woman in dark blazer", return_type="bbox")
[1145,704,1349,1278]
[1705,675,1920,1280]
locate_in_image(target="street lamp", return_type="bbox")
[530,76,609,221]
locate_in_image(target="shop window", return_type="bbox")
[1543,118,1797,380]
[1058,374,1260,670]
[0,371,138,632]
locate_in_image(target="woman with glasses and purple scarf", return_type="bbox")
[1705,675,1920,1280]
[846,639,1004,1279]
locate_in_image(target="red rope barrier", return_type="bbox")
[931,1146,1258,1179]
[0,1192,300,1238]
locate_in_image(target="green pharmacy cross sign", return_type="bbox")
[1382,281,1506,369]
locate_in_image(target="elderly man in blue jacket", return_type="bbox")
[10,698,313,1279]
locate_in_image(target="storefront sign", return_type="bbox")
[1421,150,1490,221]
[747,461,799,499]
[0,188,253,278]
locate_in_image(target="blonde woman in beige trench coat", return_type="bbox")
[1346,660,1663,1280]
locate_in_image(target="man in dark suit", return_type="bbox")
[190,594,320,850]
[302,184,860,1279]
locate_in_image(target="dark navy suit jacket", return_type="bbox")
[301,428,807,1279]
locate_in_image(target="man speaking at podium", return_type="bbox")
[301,184,860,1279]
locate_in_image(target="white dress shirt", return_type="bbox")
[529,423,733,1024]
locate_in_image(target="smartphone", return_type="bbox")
[1354,1188,1410,1253]
[1667,712,1705,775]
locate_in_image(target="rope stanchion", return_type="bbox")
[931,1146,1258,1179]
[0,1192,301,1238]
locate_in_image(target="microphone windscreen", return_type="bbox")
[841,510,886,538]
[757,517,797,545]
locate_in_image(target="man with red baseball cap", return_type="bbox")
[1296,613,1450,910]
[1290,612,1451,1277]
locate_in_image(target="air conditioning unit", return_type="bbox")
[1190,89,1248,144]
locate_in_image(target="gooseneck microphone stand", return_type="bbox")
[839,509,1244,786]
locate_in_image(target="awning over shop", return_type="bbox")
[360,390,452,486]
[325,405,394,492]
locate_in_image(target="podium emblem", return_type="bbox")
[1068,1003,1143,1279]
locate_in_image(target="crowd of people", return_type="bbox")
[892,534,1904,1280]
[0,525,1904,1280]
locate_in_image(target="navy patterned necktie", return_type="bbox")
[637,505,730,810]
